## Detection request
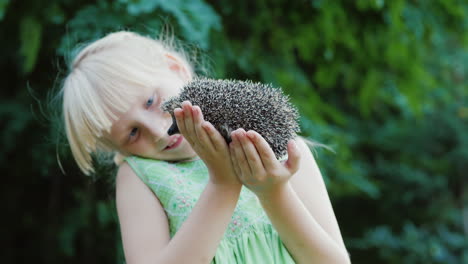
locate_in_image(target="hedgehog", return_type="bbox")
[161,78,300,159]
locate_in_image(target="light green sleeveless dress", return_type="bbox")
[125,156,296,263]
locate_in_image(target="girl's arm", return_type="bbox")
[117,164,241,264]
[287,137,349,254]
[230,130,350,264]
[118,101,241,264]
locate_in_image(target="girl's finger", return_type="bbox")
[202,121,227,151]
[229,139,242,179]
[181,101,196,143]
[174,108,186,135]
[232,130,252,178]
[284,139,301,174]
[191,106,212,151]
[238,129,263,176]
[246,130,278,171]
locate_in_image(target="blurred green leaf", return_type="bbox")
[44,4,65,24]
[0,0,10,21]
[359,70,381,116]
[19,16,42,74]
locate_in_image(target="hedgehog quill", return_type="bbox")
[161,78,300,159]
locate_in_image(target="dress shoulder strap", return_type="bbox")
[124,155,166,185]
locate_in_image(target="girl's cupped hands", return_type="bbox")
[229,129,301,198]
[174,101,239,186]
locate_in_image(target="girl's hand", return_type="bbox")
[174,101,239,186]
[229,129,301,198]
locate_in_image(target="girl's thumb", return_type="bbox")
[285,139,301,174]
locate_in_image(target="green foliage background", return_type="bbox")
[1,0,467,263]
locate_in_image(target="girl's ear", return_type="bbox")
[165,53,191,81]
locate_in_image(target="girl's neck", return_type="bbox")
[168,156,201,163]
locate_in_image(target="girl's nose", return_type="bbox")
[143,112,171,140]
[147,122,167,141]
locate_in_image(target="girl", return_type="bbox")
[61,31,350,263]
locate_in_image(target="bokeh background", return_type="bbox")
[1,0,467,263]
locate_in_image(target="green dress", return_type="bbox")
[125,156,296,263]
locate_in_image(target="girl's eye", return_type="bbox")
[129,127,138,138]
[146,96,154,107]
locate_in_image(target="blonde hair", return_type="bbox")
[62,31,194,175]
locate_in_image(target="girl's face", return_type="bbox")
[108,86,197,162]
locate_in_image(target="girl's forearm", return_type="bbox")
[259,183,350,264]
[156,180,241,264]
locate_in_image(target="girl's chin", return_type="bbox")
[164,148,197,161]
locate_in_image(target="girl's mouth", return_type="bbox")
[164,135,183,150]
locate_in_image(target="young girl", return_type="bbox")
[61,31,350,264]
